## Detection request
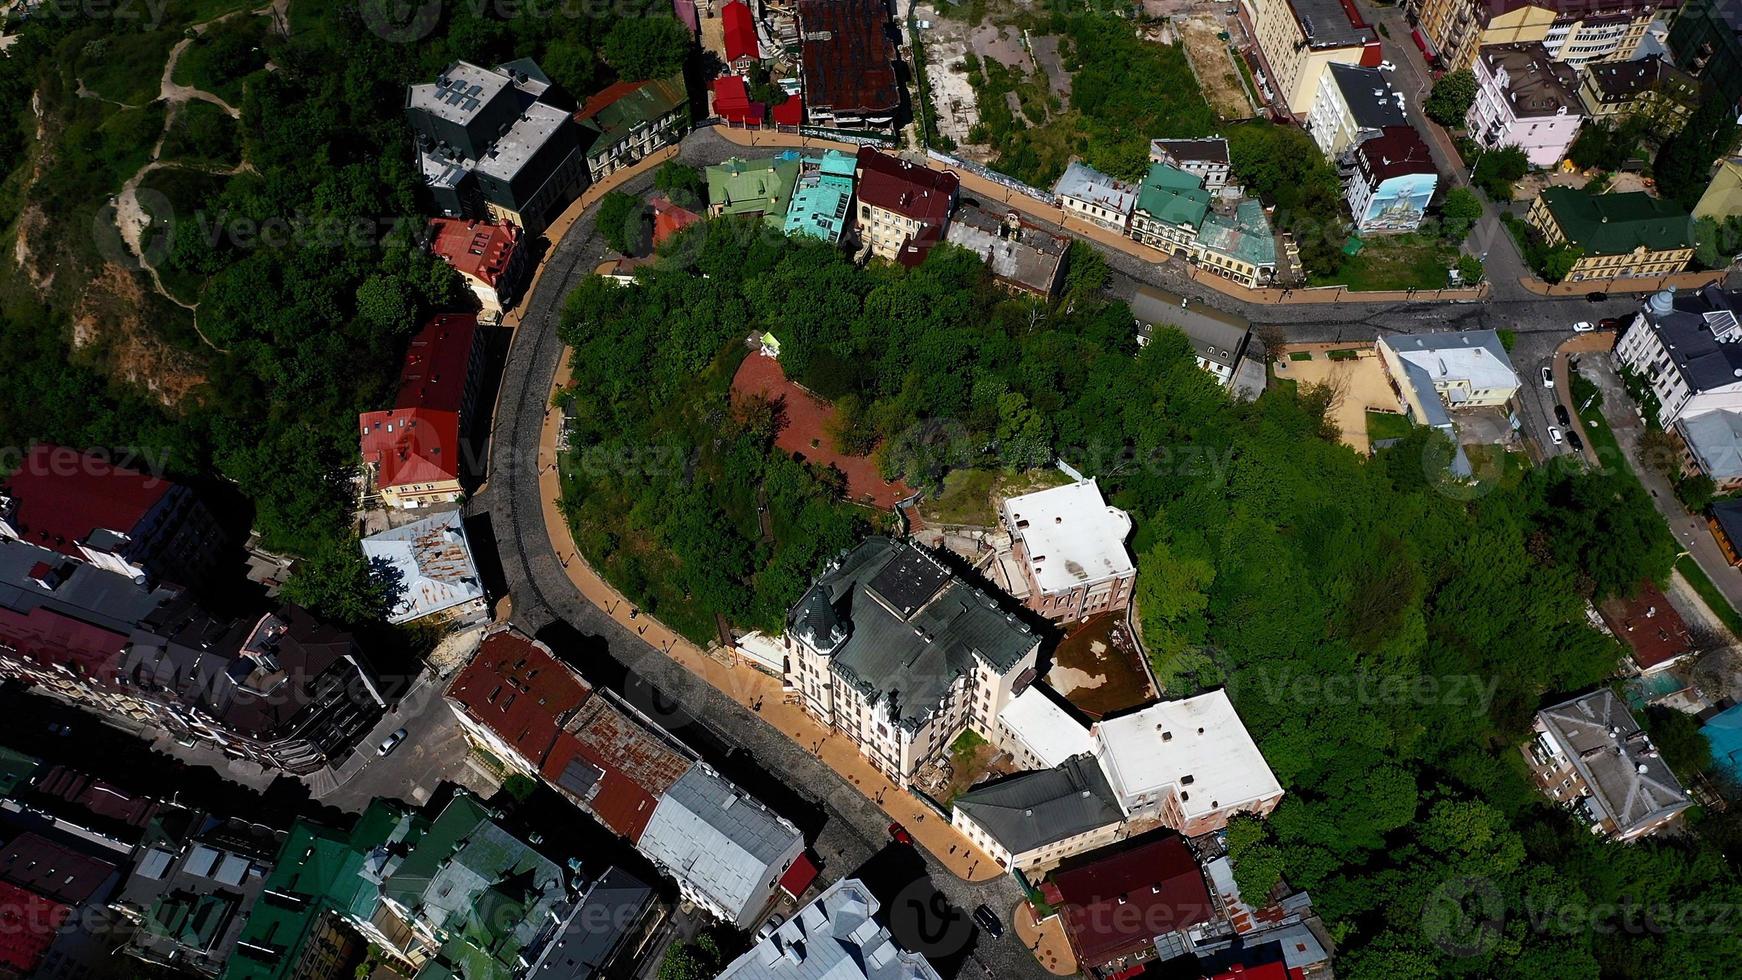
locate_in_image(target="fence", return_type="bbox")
[926,149,1054,207]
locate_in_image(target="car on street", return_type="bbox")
[1555,405,1571,426]
[1568,431,1584,452]
[1572,321,1594,333]
[973,904,1004,938]
[1585,292,1607,302]
[1599,317,1625,331]
[377,728,408,756]
[1541,366,1554,388]
[756,914,785,942]
[1548,427,1564,445]
[888,822,913,845]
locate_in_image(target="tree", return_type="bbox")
[596,191,648,256]
[1540,243,1584,283]
[281,537,397,625]
[1063,240,1108,298]
[1694,215,1742,270]
[1677,473,1717,513]
[1472,145,1529,201]
[1655,88,1741,209]
[501,774,538,802]
[602,17,691,82]
[1456,253,1484,284]
[1438,187,1482,242]
[654,161,706,210]
[658,936,723,980]
[1425,69,1477,127]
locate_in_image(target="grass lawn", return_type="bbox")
[1675,556,1742,637]
[1569,377,1643,491]
[1366,410,1413,442]
[1315,234,1457,291]
[919,467,1073,527]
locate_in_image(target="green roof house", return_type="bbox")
[783,150,858,243]
[1131,162,1211,258]
[576,75,690,182]
[372,792,567,980]
[0,746,39,797]
[223,801,408,980]
[1527,187,1695,282]
[1193,200,1278,288]
[707,157,802,229]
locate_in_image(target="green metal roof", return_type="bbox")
[1538,186,1694,255]
[784,172,855,243]
[707,157,801,228]
[1198,200,1277,267]
[1134,162,1210,228]
[578,75,687,158]
[0,746,39,797]
[222,800,408,980]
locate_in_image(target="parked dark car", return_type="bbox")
[1586,292,1607,302]
[1599,317,1626,331]
[1568,431,1585,453]
[1555,405,1571,426]
[973,904,1004,938]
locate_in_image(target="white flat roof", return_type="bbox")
[1380,331,1520,392]
[1000,480,1134,596]
[1093,690,1281,820]
[998,686,1093,769]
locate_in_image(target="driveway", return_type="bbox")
[309,669,492,812]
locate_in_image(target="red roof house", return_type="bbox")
[778,853,819,898]
[0,445,172,562]
[771,96,805,127]
[853,147,959,259]
[650,194,703,246]
[1211,963,1306,980]
[1599,581,1696,672]
[723,0,760,65]
[0,833,118,906]
[427,218,525,313]
[0,880,68,975]
[712,75,765,126]
[547,695,694,841]
[358,313,482,504]
[1044,836,1216,972]
[446,629,594,770]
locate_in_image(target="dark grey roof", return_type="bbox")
[0,539,175,636]
[952,754,1122,855]
[1638,286,1742,392]
[530,868,654,980]
[1713,498,1742,546]
[790,539,1038,731]
[1538,689,1690,837]
[1329,64,1407,130]
[1293,0,1375,47]
[1150,138,1229,165]
[1131,286,1252,369]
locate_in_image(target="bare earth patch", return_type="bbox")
[1178,15,1254,120]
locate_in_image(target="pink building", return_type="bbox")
[1467,42,1584,169]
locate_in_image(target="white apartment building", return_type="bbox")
[784,538,1040,788]
[1466,42,1584,168]
[1307,63,1408,160]
[1614,286,1742,427]
[1053,161,1138,233]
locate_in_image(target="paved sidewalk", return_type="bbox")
[1013,904,1078,976]
[1520,269,1727,297]
[534,349,1003,883]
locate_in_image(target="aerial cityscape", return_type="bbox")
[2,0,1742,978]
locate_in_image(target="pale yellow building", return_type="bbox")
[1694,159,1742,222]
[1408,0,1659,72]
[1528,187,1695,282]
[1250,0,1377,116]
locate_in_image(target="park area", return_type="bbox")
[1318,234,1461,291]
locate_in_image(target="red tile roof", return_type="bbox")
[713,75,765,126]
[0,445,172,560]
[31,766,159,831]
[447,630,594,770]
[1211,963,1305,980]
[428,218,520,289]
[0,833,117,906]
[855,147,958,227]
[771,96,805,127]
[730,354,914,509]
[1049,836,1215,968]
[0,880,67,974]
[1357,126,1435,183]
[723,0,759,62]
[650,194,702,246]
[359,313,479,490]
[1599,581,1694,671]
[0,605,131,675]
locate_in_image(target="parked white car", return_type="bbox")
[1572,321,1595,333]
[1548,427,1564,445]
[1541,366,1554,388]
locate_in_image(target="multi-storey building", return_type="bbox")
[1248,0,1379,116]
[951,754,1126,874]
[1053,161,1138,233]
[1526,689,1691,840]
[1613,286,1742,427]
[358,313,484,509]
[996,479,1135,622]
[1376,330,1521,436]
[1307,63,1408,161]
[943,205,1071,298]
[1409,0,1668,72]
[1344,126,1438,233]
[118,817,284,977]
[359,510,489,627]
[426,218,527,317]
[1130,162,1211,259]
[1130,286,1263,396]
[717,878,946,980]
[1193,200,1279,289]
[1466,43,1584,168]
[784,537,1040,788]
[853,147,959,260]
[797,0,901,132]
[0,444,229,592]
[407,59,589,234]
[1149,137,1232,190]
[1526,186,1694,281]
[575,74,690,183]
[1091,691,1285,837]
[1576,54,1698,127]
